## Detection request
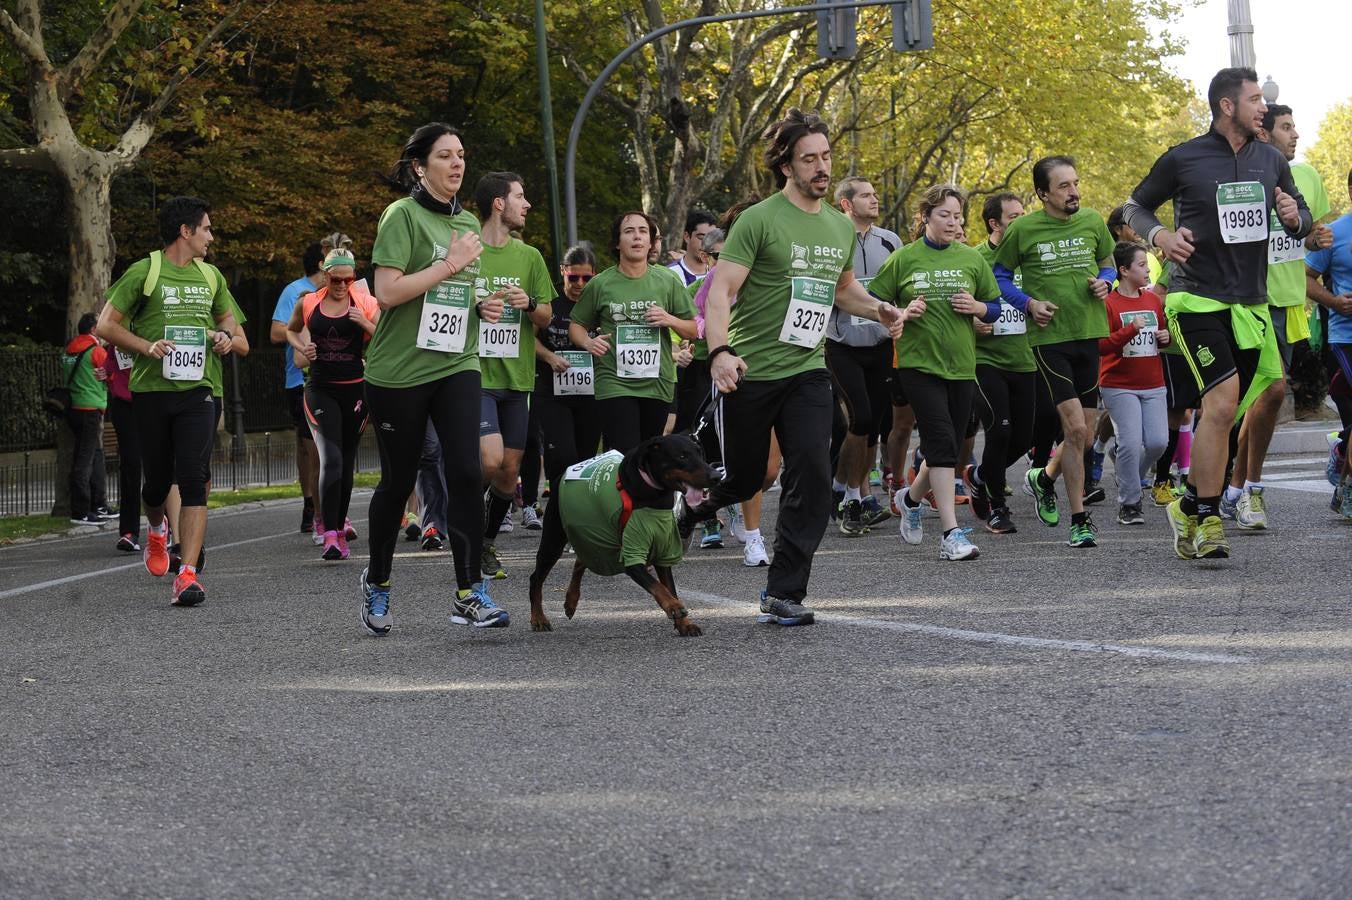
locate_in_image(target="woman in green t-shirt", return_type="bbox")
[869,184,1002,561]
[359,122,508,636]
[568,211,699,451]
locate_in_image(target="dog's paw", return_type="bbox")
[531,616,553,632]
[674,618,702,637]
[564,592,580,619]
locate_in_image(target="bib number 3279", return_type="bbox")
[417,279,472,353]
[1216,181,1267,244]
[162,326,206,381]
[779,276,835,347]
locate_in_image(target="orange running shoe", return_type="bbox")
[171,569,206,606]
[144,529,169,577]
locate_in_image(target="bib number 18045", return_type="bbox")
[162,326,206,381]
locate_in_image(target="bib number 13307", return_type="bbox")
[778,276,835,347]
[417,279,472,353]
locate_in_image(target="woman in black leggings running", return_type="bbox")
[359,122,507,636]
[287,249,379,561]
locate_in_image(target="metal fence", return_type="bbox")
[0,429,379,518]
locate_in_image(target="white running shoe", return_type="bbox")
[899,501,923,545]
[742,533,768,567]
[725,505,748,544]
[939,527,980,560]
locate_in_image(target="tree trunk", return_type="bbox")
[63,154,117,336]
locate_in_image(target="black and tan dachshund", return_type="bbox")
[528,434,721,636]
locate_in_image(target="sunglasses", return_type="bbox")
[708,251,720,260]
[328,275,356,285]
[565,273,593,284]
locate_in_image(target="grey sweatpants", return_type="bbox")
[1101,386,1169,506]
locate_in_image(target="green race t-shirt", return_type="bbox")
[993,208,1115,347]
[558,450,683,577]
[973,240,1036,373]
[719,192,854,381]
[366,197,484,388]
[477,237,554,392]
[1266,162,1330,308]
[206,297,247,398]
[870,240,999,381]
[106,254,235,394]
[569,264,696,402]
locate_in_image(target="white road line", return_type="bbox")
[681,589,1250,665]
[0,528,299,600]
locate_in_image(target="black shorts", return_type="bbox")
[1270,305,1293,371]
[1172,310,1260,401]
[825,339,892,437]
[287,385,312,440]
[892,368,973,469]
[1163,352,1201,410]
[1033,339,1100,407]
[480,388,530,448]
[890,367,910,408]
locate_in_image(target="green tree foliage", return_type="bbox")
[1305,98,1352,218]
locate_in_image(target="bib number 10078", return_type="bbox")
[162,326,206,381]
[417,279,472,353]
[778,276,835,347]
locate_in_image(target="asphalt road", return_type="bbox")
[1,451,1349,899]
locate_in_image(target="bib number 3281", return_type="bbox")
[779,276,835,347]
[1216,182,1267,244]
[417,279,472,353]
[162,326,206,381]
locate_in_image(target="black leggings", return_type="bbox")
[520,399,542,507]
[133,387,215,508]
[974,365,1036,500]
[109,396,142,536]
[598,395,670,453]
[892,369,974,469]
[305,380,367,531]
[535,389,604,483]
[365,372,482,589]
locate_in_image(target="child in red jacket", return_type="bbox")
[1099,242,1170,524]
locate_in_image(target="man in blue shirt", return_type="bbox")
[1304,167,1352,516]
[271,242,325,532]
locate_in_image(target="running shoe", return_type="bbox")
[1067,516,1098,548]
[743,533,769,567]
[1020,471,1035,497]
[939,527,979,560]
[828,487,845,521]
[301,501,315,533]
[360,566,391,636]
[116,533,140,553]
[312,517,325,546]
[95,506,117,521]
[860,495,891,527]
[725,505,748,544]
[1193,515,1229,559]
[838,499,868,536]
[322,530,342,561]
[890,488,905,518]
[344,518,358,541]
[757,591,814,626]
[1025,467,1059,527]
[481,543,507,579]
[1117,503,1145,526]
[167,542,206,575]
[171,570,205,607]
[899,499,923,545]
[1339,481,1352,518]
[985,507,1016,534]
[954,479,970,505]
[499,517,514,534]
[144,529,170,577]
[521,506,543,531]
[452,581,509,628]
[961,464,991,520]
[421,526,444,551]
[1090,448,1105,483]
[402,512,421,541]
[1083,483,1106,505]
[700,521,724,549]
[1219,493,1238,521]
[1165,499,1197,561]
[337,532,350,560]
[1235,487,1267,530]
[1326,433,1344,486]
[1150,480,1176,507]
[869,468,883,487]
[69,515,102,528]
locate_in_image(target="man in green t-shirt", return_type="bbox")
[683,108,908,626]
[993,156,1115,548]
[1223,103,1334,529]
[473,172,555,578]
[95,197,239,608]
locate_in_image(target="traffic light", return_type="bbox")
[816,0,858,60]
[891,0,933,52]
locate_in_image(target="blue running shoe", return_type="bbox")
[452,581,510,628]
[360,566,391,636]
[1090,448,1105,483]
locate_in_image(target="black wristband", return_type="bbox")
[525,297,539,313]
[474,301,485,316]
[708,344,737,363]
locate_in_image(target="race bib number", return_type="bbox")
[554,350,595,396]
[1216,182,1267,244]
[115,347,134,370]
[850,277,875,327]
[416,280,471,353]
[162,326,206,382]
[992,302,1026,336]
[479,307,521,359]
[1268,216,1305,265]
[779,276,834,347]
[615,324,661,379]
[1120,310,1159,358]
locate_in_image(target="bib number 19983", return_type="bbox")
[1216,181,1267,244]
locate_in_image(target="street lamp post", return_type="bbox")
[1226,0,1255,68]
